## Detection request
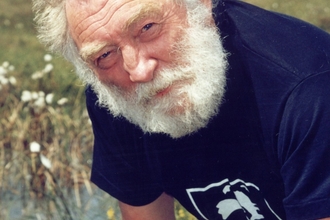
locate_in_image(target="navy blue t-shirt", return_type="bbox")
[86,0,330,219]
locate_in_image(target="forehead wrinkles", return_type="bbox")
[73,2,107,33]
[70,0,132,44]
[67,0,106,32]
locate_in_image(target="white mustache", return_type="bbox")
[134,68,193,104]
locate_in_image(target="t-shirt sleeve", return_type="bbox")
[278,71,330,219]
[85,87,163,206]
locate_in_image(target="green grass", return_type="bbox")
[245,0,330,32]
[0,0,80,98]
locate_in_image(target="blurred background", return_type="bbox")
[0,0,329,219]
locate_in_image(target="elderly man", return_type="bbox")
[33,0,330,219]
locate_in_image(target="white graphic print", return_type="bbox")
[186,179,282,220]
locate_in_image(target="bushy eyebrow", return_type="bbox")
[79,41,109,62]
[124,3,163,31]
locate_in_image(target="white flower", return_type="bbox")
[45,93,54,104]
[31,71,44,80]
[8,65,15,71]
[38,91,45,97]
[57,97,68,105]
[0,75,8,85]
[43,54,53,62]
[15,23,24,29]
[40,154,52,169]
[43,64,53,73]
[0,66,7,75]
[21,90,32,102]
[34,96,45,108]
[30,141,41,153]
[31,92,39,100]
[2,61,9,68]
[9,76,17,85]
[4,19,10,26]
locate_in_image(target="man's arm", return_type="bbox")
[119,192,175,220]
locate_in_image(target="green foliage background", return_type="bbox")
[0,0,81,100]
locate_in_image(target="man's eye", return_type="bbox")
[95,50,117,69]
[142,23,154,32]
[99,51,111,59]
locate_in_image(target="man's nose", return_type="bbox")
[121,45,157,82]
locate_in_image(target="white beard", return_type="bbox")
[87,3,228,138]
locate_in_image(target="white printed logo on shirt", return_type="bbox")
[186,179,282,220]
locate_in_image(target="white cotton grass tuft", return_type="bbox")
[21,89,66,110]
[43,54,53,62]
[43,63,54,73]
[0,61,16,90]
[0,66,7,75]
[0,75,9,85]
[34,96,45,108]
[45,93,54,104]
[2,61,9,68]
[57,97,68,105]
[31,55,54,80]
[9,76,17,85]
[38,91,45,97]
[31,92,39,100]
[31,71,44,80]
[8,65,14,71]
[21,90,32,102]
[30,141,41,153]
[40,154,52,169]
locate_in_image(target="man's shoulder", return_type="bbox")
[217,0,330,77]
[85,86,119,124]
[85,85,98,105]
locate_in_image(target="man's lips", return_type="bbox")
[154,79,190,98]
[155,86,171,97]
